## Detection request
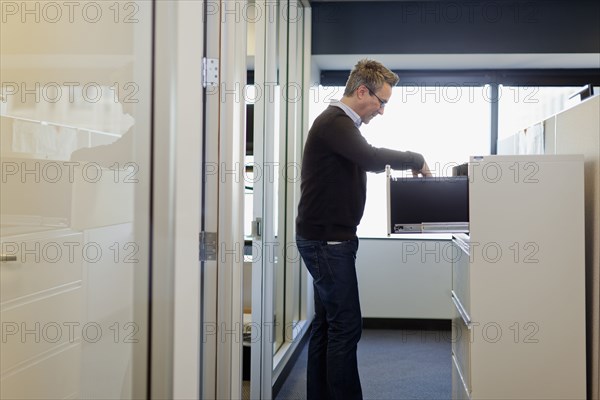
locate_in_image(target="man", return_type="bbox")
[295,59,431,400]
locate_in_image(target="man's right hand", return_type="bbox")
[412,161,433,177]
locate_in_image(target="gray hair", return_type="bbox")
[343,59,399,97]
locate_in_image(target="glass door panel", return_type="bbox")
[0,1,152,398]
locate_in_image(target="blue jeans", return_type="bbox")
[296,235,363,400]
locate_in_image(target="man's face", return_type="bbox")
[361,83,392,125]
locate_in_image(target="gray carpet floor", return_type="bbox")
[275,329,452,400]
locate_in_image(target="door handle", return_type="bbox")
[0,254,18,262]
[251,217,262,240]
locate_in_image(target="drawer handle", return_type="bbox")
[0,254,18,262]
[452,292,472,328]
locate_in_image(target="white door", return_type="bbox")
[0,1,153,398]
[250,1,312,398]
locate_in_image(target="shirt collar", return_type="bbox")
[331,99,362,128]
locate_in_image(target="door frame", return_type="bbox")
[214,0,248,398]
[251,0,278,397]
[150,1,204,398]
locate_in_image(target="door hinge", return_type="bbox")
[202,58,219,88]
[199,231,217,261]
[251,217,262,240]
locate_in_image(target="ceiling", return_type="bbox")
[309,0,435,2]
[309,0,448,2]
[308,1,600,71]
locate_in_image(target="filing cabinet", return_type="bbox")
[450,155,586,399]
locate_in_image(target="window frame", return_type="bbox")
[320,68,600,154]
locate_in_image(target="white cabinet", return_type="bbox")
[451,154,586,399]
[356,237,453,319]
[0,223,136,399]
[1,228,84,399]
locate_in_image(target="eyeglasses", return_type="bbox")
[366,87,387,108]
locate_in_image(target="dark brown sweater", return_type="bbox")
[296,105,425,241]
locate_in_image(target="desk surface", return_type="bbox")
[359,233,453,241]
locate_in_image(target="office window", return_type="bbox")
[310,85,491,237]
